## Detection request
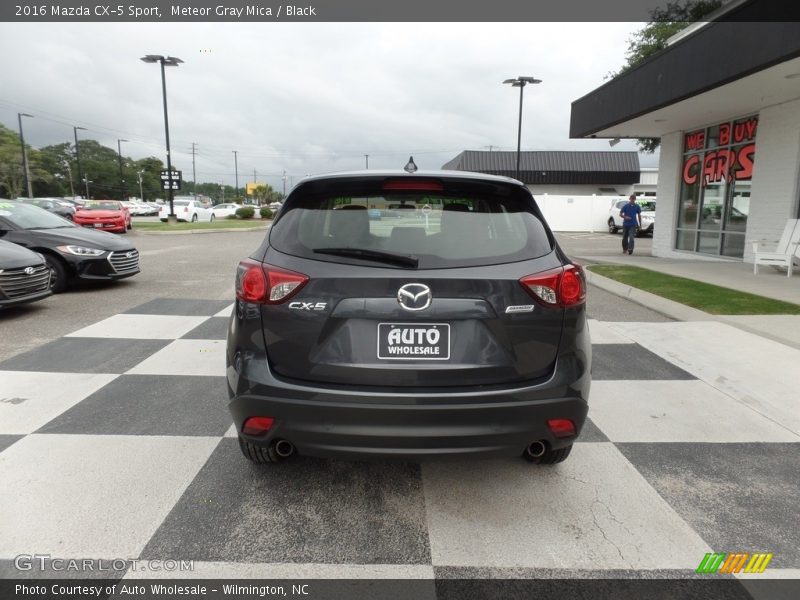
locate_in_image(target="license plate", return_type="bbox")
[93,223,102,228]
[377,323,450,360]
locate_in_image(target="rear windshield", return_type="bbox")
[269,184,553,269]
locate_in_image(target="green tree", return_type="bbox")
[0,124,26,198]
[612,0,722,152]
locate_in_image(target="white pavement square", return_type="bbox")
[614,321,800,435]
[0,371,118,435]
[66,314,210,340]
[126,339,227,377]
[587,320,635,344]
[589,380,800,443]
[214,304,235,318]
[0,434,220,559]
[422,443,711,570]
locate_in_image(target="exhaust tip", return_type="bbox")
[273,439,295,458]
[526,441,547,459]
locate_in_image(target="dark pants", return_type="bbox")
[622,225,637,253]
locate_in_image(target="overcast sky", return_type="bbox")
[0,22,652,192]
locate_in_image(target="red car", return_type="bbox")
[73,200,131,233]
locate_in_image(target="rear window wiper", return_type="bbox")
[313,247,419,268]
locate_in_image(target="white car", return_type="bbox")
[121,201,149,217]
[607,198,655,236]
[211,203,242,219]
[159,199,214,223]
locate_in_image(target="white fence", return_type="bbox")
[534,194,624,232]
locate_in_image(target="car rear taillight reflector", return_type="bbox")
[235,259,309,304]
[520,264,586,308]
[548,419,576,438]
[382,178,444,192]
[242,416,275,436]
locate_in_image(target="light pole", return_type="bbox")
[140,54,183,219]
[83,175,91,199]
[18,113,33,198]
[191,142,197,197]
[73,126,87,198]
[503,76,541,181]
[137,170,145,202]
[364,154,369,169]
[232,150,239,199]
[117,138,128,200]
[62,160,75,197]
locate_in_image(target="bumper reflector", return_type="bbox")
[242,416,275,436]
[547,418,576,438]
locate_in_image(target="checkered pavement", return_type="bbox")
[1,299,798,584]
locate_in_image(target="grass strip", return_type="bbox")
[132,220,268,231]
[587,264,800,315]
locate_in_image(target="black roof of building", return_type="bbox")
[441,150,641,185]
[570,0,800,139]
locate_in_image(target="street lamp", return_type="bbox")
[18,113,33,198]
[117,139,128,200]
[137,170,145,202]
[82,175,92,199]
[73,126,87,199]
[503,76,542,181]
[140,54,183,219]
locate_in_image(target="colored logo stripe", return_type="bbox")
[697,553,773,574]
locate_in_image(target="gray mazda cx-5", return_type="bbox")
[226,169,591,465]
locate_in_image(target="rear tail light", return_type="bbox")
[183,206,188,213]
[548,418,576,438]
[235,259,309,304]
[242,416,275,436]
[520,264,586,307]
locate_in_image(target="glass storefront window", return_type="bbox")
[675,115,758,258]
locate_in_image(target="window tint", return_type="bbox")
[270,190,553,269]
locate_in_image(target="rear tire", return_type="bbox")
[43,254,68,293]
[210,214,215,223]
[191,214,198,222]
[238,435,282,464]
[524,443,572,465]
[608,219,618,234]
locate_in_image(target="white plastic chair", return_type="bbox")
[752,218,800,278]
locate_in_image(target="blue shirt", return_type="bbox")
[620,202,641,227]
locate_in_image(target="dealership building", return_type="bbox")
[570,0,800,261]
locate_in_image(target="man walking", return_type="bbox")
[620,194,642,255]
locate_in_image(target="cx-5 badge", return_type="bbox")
[397,283,431,311]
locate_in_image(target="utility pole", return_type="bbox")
[364,154,369,169]
[63,161,75,197]
[73,126,87,198]
[232,150,239,199]
[117,139,128,200]
[18,113,33,198]
[137,171,145,201]
[83,174,90,199]
[191,142,197,197]
[282,170,286,196]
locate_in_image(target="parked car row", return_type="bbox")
[0,201,139,307]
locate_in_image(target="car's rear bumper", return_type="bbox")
[228,331,590,460]
[229,390,588,460]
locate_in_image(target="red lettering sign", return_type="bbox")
[736,143,756,180]
[682,154,700,185]
[685,131,705,151]
[733,118,758,143]
[719,123,730,145]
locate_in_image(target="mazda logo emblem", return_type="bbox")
[24,267,35,275]
[397,283,432,311]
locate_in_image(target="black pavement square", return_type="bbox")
[181,317,229,340]
[0,338,170,373]
[36,375,231,437]
[576,417,609,443]
[0,435,23,454]
[124,298,232,316]
[617,443,800,568]
[141,439,431,565]
[591,344,696,380]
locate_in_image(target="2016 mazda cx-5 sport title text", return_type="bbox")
[226,169,591,465]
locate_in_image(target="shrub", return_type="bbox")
[236,206,255,219]
[259,206,274,219]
